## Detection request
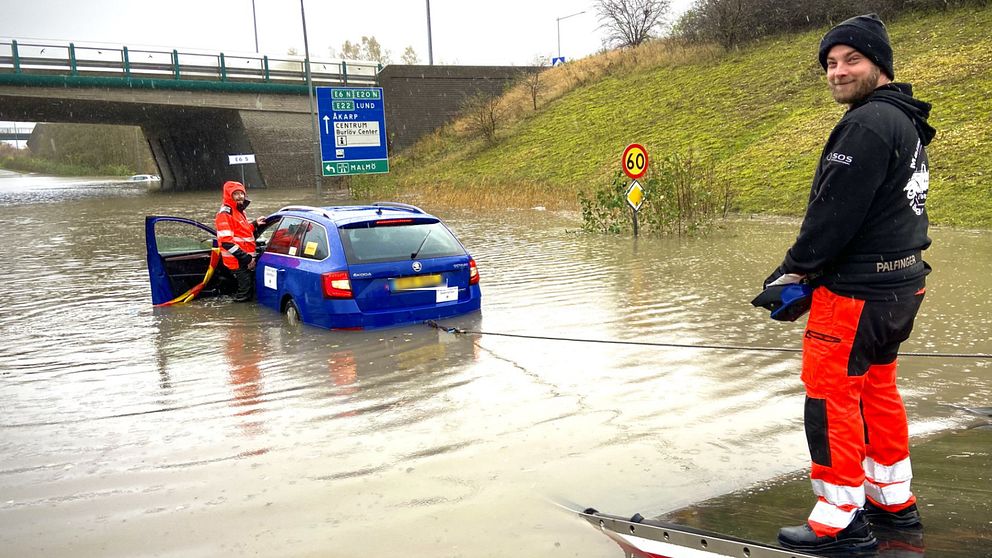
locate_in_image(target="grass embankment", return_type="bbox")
[0,152,132,177]
[358,5,992,228]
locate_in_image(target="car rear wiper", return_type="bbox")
[411,229,432,260]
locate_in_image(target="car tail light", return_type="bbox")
[322,271,352,298]
[375,219,413,226]
[469,258,480,285]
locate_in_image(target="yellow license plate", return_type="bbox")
[392,274,442,290]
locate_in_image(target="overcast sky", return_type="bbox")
[2,0,694,135]
[2,0,694,64]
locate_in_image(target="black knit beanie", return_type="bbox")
[818,14,894,80]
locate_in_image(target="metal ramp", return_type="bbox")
[578,508,831,558]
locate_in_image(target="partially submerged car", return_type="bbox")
[145,202,482,329]
[130,174,161,182]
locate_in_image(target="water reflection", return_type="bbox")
[226,325,267,437]
[0,174,989,557]
[875,527,925,557]
[328,350,358,395]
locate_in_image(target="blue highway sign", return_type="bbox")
[316,86,389,176]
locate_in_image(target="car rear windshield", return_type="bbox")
[339,221,465,264]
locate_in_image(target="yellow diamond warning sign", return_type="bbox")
[625,180,644,211]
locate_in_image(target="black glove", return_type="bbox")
[235,251,252,268]
[751,283,813,322]
[763,265,786,289]
[222,241,252,268]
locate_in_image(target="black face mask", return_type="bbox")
[236,199,250,211]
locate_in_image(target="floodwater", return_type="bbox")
[1,170,990,557]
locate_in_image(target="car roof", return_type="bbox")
[273,202,440,227]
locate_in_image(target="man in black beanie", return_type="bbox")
[758,13,937,554]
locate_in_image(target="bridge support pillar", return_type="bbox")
[144,109,334,193]
[143,108,260,192]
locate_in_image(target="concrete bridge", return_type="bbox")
[0,39,530,191]
[0,127,32,141]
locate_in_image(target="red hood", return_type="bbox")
[222,181,247,208]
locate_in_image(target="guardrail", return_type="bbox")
[0,39,380,88]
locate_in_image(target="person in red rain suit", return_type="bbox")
[215,181,266,302]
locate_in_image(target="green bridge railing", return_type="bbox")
[0,38,381,93]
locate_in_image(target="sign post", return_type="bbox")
[228,153,256,187]
[625,179,644,236]
[621,144,649,237]
[315,86,389,177]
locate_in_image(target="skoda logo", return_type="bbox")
[412,261,422,272]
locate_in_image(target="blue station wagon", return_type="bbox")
[145,202,482,329]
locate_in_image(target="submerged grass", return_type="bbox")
[361,5,992,227]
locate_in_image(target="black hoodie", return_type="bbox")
[781,83,935,301]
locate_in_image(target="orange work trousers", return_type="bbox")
[800,286,925,536]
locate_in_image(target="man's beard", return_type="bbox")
[829,66,881,105]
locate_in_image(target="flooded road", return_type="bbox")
[1,171,990,557]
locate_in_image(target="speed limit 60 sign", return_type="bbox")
[622,144,649,180]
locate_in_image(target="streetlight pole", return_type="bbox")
[300,0,322,197]
[251,0,259,53]
[556,10,585,60]
[426,0,434,65]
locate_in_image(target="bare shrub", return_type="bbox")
[461,92,507,145]
[596,0,672,48]
[524,56,550,110]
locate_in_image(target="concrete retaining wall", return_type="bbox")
[378,65,532,152]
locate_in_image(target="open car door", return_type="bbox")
[145,216,234,305]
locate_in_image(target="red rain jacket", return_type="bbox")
[215,181,258,270]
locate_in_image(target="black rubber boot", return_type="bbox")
[232,266,254,302]
[863,500,923,530]
[778,510,878,554]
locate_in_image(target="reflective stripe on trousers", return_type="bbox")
[865,455,914,507]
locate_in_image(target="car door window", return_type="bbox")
[265,217,306,256]
[299,221,329,260]
[155,220,214,255]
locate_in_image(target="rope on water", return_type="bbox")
[424,320,992,360]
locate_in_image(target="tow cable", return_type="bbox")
[424,320,992,360]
